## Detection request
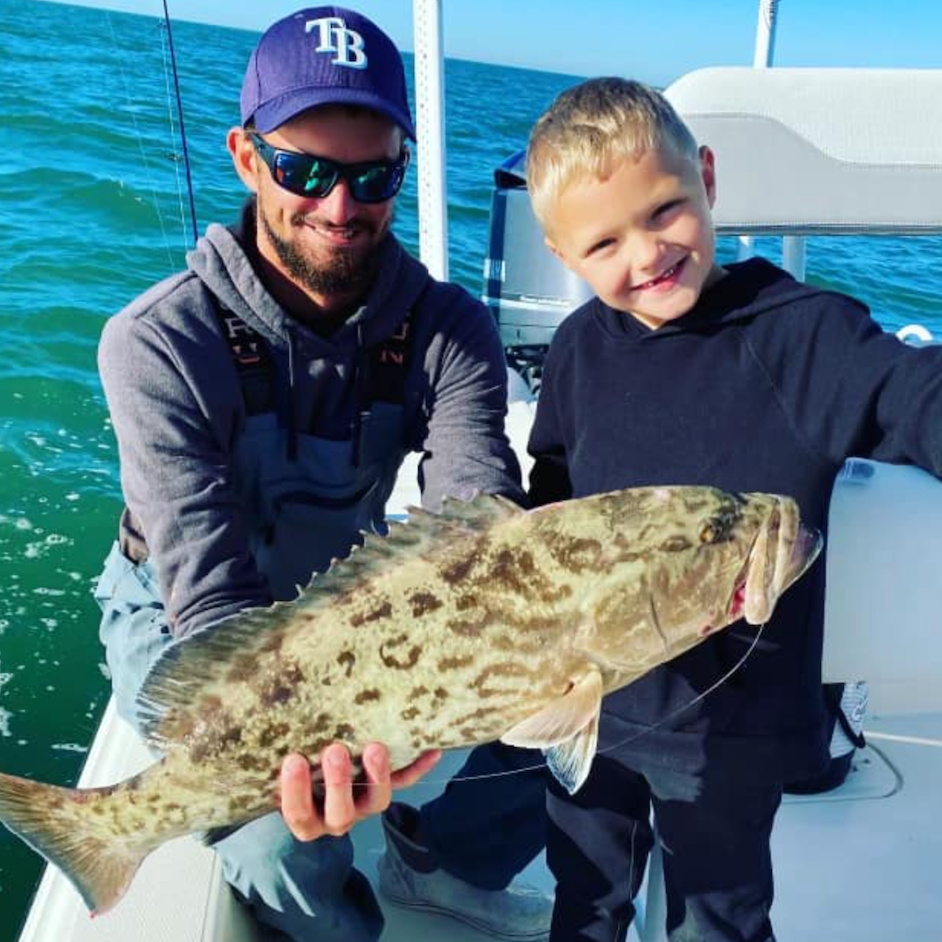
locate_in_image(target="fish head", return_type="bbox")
[564,486,821,673]
[736,490,822,624]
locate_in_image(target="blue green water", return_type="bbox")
[0,1,940,937]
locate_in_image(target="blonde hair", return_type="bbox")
[526,77,699,229]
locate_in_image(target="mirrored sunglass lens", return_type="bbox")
[260,136,403,202]
[268,152,327,197]
[303,158,339,196]
[275,155,333,197]
[351,164,398,201]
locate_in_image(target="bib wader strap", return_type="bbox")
[116,291,422,561]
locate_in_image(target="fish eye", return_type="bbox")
[701,510,737,544]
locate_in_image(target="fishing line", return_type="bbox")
[160,0,199,248]
[104,10,176,272]
[158,17,188,249]
[359,622,768,789]
[595,622,767,758]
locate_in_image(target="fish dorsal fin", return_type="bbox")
[320,492,523,594]
[137,493,523,744]
[136,599,304,744]
[500,666,602,749]
[428,491,524,525]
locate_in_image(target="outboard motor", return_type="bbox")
[483,151,592,394]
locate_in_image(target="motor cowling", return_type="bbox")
[482,151,592,394]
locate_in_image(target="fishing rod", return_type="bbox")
[161,0,199,247]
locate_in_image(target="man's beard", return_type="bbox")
[259,204,388,298]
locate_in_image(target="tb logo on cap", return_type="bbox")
[305,17,368,69]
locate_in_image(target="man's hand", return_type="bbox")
[279,743,442,841]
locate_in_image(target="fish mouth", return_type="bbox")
[778,524,822,592]
[722,519,821,628]
[740,520,822,625]
[698,578,747,637]
[727,580,748,621]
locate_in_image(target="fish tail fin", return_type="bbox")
[0,769,148,916]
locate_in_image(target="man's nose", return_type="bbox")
[317,177,358,223]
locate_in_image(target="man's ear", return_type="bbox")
[699,145,717,208]
[228,127,260,194]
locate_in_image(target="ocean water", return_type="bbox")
[0,1,940,937]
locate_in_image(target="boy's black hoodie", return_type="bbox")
[529,258,942,783]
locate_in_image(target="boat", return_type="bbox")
[14,1,942,940]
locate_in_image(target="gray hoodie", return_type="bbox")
[99,201,523,637]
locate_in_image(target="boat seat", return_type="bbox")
[665,66,942,236]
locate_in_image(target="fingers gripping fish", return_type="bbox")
[0,485,820,916]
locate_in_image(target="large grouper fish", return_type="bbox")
[0,485,820,915]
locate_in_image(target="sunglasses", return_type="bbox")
[251,133,409,204]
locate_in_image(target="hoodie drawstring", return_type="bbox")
[286,325,299,462]
[351,322,369,468]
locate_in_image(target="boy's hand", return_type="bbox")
[279,744,442,841]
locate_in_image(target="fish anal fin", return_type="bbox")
[500,666,602,749]
[543,711,600,795]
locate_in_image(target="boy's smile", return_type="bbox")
[631,257,688,292]
[544,145,725,329]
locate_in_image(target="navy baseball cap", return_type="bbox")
[241,6,415,139]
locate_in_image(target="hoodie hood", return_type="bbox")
[186,197,430,359]
[593,258,828,342]
[185,198,432,462]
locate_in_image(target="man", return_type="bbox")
[95,6,549,941]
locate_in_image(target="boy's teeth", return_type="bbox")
[638,261,679,289]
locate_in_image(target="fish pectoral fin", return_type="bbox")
[500,667,603,794]
[543,711,600,796]
[500,666,602,749]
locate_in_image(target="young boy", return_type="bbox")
[524,76,942,942]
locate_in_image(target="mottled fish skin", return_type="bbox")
[0,485,820,914]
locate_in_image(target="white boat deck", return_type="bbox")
[772,712,942,940]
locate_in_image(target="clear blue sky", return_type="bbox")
[41,0,942,85]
